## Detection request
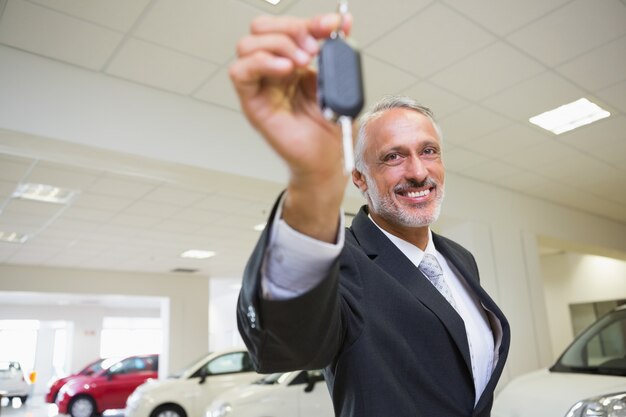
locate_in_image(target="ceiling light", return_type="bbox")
[12,183,78,204]
[180,249,216,259]
[0,231,28,244]
[529,98,610,135]
[264,0,281,4]
[253,223,266,231]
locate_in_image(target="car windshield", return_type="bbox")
[552,307,626,376]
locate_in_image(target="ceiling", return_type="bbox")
[0,0,625,280]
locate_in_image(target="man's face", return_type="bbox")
[353,108,445,230]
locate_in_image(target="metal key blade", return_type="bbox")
[338,115,354,173]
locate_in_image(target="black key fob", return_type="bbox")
[318,36,365,121]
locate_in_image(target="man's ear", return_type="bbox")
[352,169,368,193]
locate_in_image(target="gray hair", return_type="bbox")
[354,95,443,173]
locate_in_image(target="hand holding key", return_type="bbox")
[230,11,360,243]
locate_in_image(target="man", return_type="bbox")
[230,11,510,417]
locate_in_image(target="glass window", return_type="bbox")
[205,352,251,375]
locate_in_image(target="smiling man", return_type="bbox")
[231,12,510,417]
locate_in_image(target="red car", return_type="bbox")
[46,358,115,403]
[56,354,158,417]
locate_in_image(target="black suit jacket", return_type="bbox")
[237,202,510,417]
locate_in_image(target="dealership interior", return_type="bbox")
[1,0,625,416]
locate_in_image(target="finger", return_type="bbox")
[229,50,294,96]
[237,33,313,67]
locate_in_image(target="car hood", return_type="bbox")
[132,377,178,394]
[492,368,626,417]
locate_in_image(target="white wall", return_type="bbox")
[541,253,626,358]
[0,265,209,379]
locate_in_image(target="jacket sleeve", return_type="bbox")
[236,195,345,373]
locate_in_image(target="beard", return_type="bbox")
[364,175,445,228]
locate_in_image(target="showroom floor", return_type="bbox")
[0,396,124,417]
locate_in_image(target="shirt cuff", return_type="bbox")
[261,198,344,300]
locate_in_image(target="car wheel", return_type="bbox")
[19,396,28,404]
[69,395,96,417]
[150,404,187,417]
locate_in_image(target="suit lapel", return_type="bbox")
[350,208,473,375]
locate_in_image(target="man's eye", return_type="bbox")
[383,153,403,165]
[422,148,440,158]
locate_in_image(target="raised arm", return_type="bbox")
[229,13,353,243]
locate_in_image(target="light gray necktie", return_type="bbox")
[418,253,457,309]
[419,253,479,378]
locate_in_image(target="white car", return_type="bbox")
[206,370,334,417]
[0,361,30,404]
[126,349,262,417]
[493,306,626,417]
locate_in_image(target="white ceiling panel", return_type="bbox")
[0,0,624,278]
[28,0,151,32]
[193,64,241,111]
[401,81,469,118]
[507,0,626,67]
[442,0,570,36]
[482,71,587,121]
[556,35,626,92]
[106,38,219,95]
[364,3,495,77]
[0,0,124,70]
[429,42,545,101]
[134,0,260,64]
[439,105,511,145]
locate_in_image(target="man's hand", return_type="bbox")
[230,13,354,243]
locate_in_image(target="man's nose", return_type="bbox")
[405,155,429,181]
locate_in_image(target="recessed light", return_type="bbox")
[529,98,610,135]
[12,183,78,204]
[264,0,281,4]
[0,231,28,244]
[253,223,266,231]
[180,250,216,259]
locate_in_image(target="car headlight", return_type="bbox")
[205,403,232,417]
[566,392,626,417]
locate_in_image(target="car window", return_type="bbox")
[108,356,158,375]
[555,308,626,375]
[204,352,252,375]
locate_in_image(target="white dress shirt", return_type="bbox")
[261,201,497,403]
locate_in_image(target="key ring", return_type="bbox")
[331,0,349,39]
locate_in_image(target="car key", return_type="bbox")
[318,0,365,173]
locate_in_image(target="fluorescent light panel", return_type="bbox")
[0,231,28,244]
[253,223,266,231]
[264,0,281,4]
[12,183,78,204]
[180,249,216,259]
[529,98,610,135]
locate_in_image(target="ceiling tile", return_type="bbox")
[134,0,260,63]
[443,0,570,36]
[142,185,208,207]
[0,0,124,70]
[62,206,116,223]
[0,154,33,182]
[400,81,469,118]
[106,38,219,95]
[482,71,586,121]
[360,54,418,107]
[288,0,432,47]
[0,180,16,199]
[28,0,151,32]
[87,175,159,198]
[193,64,241,111]
[73,193,133,211]
[124,201,181,218]
[109,213,160,228]
[507,0,626,66]
[492,171,550,193]
[439,105,511,145]
[429,42,545,101]
[469,123,550,159]
[4,199,65,217]
[556,35,626,92]
[365,3,495,77]
[25,161,101,190]
[461,160,524,183]
[554,115,626,153]
[597,80,626,113]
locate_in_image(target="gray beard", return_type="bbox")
[364,175,444,228]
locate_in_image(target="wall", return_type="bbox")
[0,265,209,380]
[541,253,626,358]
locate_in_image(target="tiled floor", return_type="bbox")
[0,396,123,417]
